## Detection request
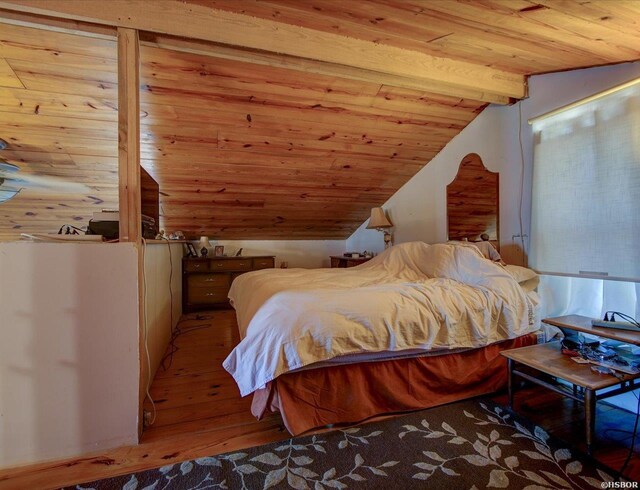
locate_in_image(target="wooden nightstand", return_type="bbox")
[502,315,640,454]
[330,255,372,268]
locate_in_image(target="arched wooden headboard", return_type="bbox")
[446,153,499,247]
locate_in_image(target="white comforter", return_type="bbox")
[223,242,537,396]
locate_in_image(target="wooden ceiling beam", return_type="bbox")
[0,6,115,39]
[0,0,526,103]
[140,34,513,106]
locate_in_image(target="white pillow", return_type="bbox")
[448,240,502,262]
[503,265,539,292]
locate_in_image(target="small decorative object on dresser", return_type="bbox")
[214,245,224,257]
[183,255,275,311]
[185,242,197,257]
[330,255,372,268]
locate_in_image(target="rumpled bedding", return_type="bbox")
[223,242,538,396]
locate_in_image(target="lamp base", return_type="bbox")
[382,230,392,249]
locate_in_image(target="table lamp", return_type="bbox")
[199,236,212,257]
[366,207,393,249]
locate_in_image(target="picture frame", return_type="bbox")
[185,242,197,257]
[214,245,224,257]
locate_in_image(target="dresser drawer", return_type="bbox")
[253,257,275,270]
[188,287,229,304]
[187,274,229,289]
[209,259,252,271]
[183,255,275,312]
[185,260,209,272]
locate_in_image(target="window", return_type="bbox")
[530,82,640,281]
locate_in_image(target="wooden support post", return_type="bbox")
[118,26,141,243]
[117,26,145,437]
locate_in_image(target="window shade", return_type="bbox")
[530,83,640,281]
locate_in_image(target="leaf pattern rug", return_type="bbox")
[67,399,624,490]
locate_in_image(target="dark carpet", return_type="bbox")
[67,399,622,489]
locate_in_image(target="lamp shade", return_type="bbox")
[366,207,392,229]
[199,236,212,249]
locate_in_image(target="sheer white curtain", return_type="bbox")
[530,83,640,281]
[538,275,640,321]
[531,82,640,323]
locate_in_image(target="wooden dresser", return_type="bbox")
[182,255,275,312]
[330,255,372,268]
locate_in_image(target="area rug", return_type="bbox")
[68,399,621,489]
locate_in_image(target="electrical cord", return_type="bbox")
[605,311,640,328]
[141,237,156,426]
[619,390,640,478]
[164,237,174,338]
[57,224,87,235]
[160,317,212,371]
[517,102,528,267]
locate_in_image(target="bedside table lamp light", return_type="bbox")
[366,207,393,249]
[199,236,212,256]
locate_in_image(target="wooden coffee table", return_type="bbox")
[502,340,640,454]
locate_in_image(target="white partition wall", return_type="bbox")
[0,243,140,468]
[143,241,183,381]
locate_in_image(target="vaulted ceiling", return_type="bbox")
[0,0,639,240]
[212,0,640,74]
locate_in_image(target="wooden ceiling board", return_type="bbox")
[402,0,640,61]
[9,60,118,99]
[208,0,640,74]
[0,25,117,240]
[0,86,118,121]
[207,0,558,73]
[0,57,23,87]
[139,87,473,144]
[131,38,488,239]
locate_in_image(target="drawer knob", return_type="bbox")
[206,293,214,296]
[205,278,215,282]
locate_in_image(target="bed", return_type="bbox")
[222,241,543,435]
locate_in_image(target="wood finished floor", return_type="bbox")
[0,310,638,489]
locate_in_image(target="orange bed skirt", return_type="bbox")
[252,334,537,435]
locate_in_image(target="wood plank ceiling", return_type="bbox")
[0,24,118,240]
[1,0,639,240]
[211,0,640,75]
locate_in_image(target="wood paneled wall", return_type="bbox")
[447,153,499,242]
